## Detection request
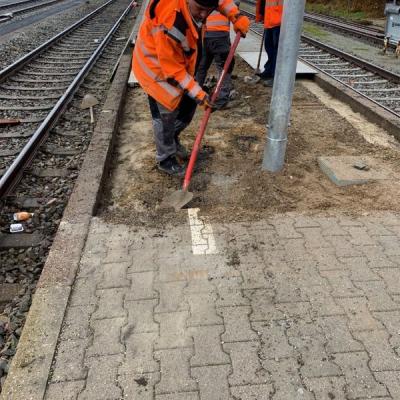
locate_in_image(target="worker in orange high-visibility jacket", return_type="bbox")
[196,0,241,110]
[132,0,250,176]
[255,0,283,86]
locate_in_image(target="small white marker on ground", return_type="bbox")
[187,208,218,255]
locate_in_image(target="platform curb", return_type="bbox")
[313,72,400,141]
[0,47,134,400]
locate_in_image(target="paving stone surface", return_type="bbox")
[45,213,400,399]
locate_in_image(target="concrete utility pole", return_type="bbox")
[262,0,306,172]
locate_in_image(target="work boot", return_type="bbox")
[263,78,274,87]
[158,155,185,177]
[175,138,189,161]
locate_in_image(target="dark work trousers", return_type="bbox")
[262,25,281,79]
[196,33,235,108]
[148,95,197,162]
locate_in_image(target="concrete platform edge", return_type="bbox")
[0,54,132,400]
[312,72,400,141]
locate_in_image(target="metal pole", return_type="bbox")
[262,0,306,172]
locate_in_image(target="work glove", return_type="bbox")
[233,14,250,38]
[199,95,218,112]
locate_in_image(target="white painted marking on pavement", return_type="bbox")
[187,208,218,255]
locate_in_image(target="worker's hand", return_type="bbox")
[199,95,218,112]
[233,15,250,38]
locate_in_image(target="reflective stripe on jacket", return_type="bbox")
[132,0,240,111]
[256,0,282,29]
[205,0,240,33]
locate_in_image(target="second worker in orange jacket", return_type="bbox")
[132,0,250,176]
[196,0,241,110]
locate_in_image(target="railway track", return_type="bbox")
[0,0,133,197]
[240,0,387,48]
[0,0,136,386]
[241,9,400,120]
[0,0,67,22]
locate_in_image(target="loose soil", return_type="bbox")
[101,59,400,227]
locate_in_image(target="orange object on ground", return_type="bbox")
[256,0,283,28]
[132,0,244,111]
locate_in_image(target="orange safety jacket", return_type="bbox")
[132,0,240,111]
[256,0,283,29]
[205,0,239,33]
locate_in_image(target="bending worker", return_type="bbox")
[132,0,249,177]
[255,0,283,85]
[196,0,241,110]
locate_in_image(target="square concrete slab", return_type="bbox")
[231,30,317,75]
[318,156,393,186]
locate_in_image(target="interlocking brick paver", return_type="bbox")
[126,271,157,301]
[287,321,341,378]
[154,348,197,394]
[120,332,159,374]
[355,280,399,311]
[337,297,384,331]
[190,325,230,366]
[376,268,400,294]
[118,372,160,400]
[246,289,284,321]
[253,321,295,360]
[79,355,123,400]
[345,226,377,246]
[374,371,400,399]
[334,352,388,399]
[230,384,274,399]
[154,281,188,313]
[51,339,88,382]
[69,278,98,307]
[186,292,223,326]
[125,299,158,333]
[154,311,192,349]
[216,287,249,307]
[224,341,269,386]
[318,315,363,353]
[192,365,231,400]
[374,310,400,350]
[60,305,94,341]
[377,236,400,256]
[86,317,125,357]
[97,262,130,289]
[339,256,380,281]
[45,381,86,400]
[219,306,258,342]
[46,213,400,400]
[354,330,400,371]
[304,376,346,400]
[320,270,364,298]
[261,358,314,400]
[93,288,126,319]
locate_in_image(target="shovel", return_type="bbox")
[80,94,98,124]
[255,31,265,75]
[162,32,242,211]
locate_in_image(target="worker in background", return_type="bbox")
[132,0,250,177]
[255,0,283,86]
[196,0,241,110]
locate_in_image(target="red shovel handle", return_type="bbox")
[182,32,242,191]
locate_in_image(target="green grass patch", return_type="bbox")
[303,23,329,39]
[305,3,370,23]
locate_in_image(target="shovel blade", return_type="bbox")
[161,189,194,211]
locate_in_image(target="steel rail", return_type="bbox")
[241,9,400,120]
[0,0,41,11]
[0,0,133,197]
[0,0,115,83]
[0,0,65,20]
